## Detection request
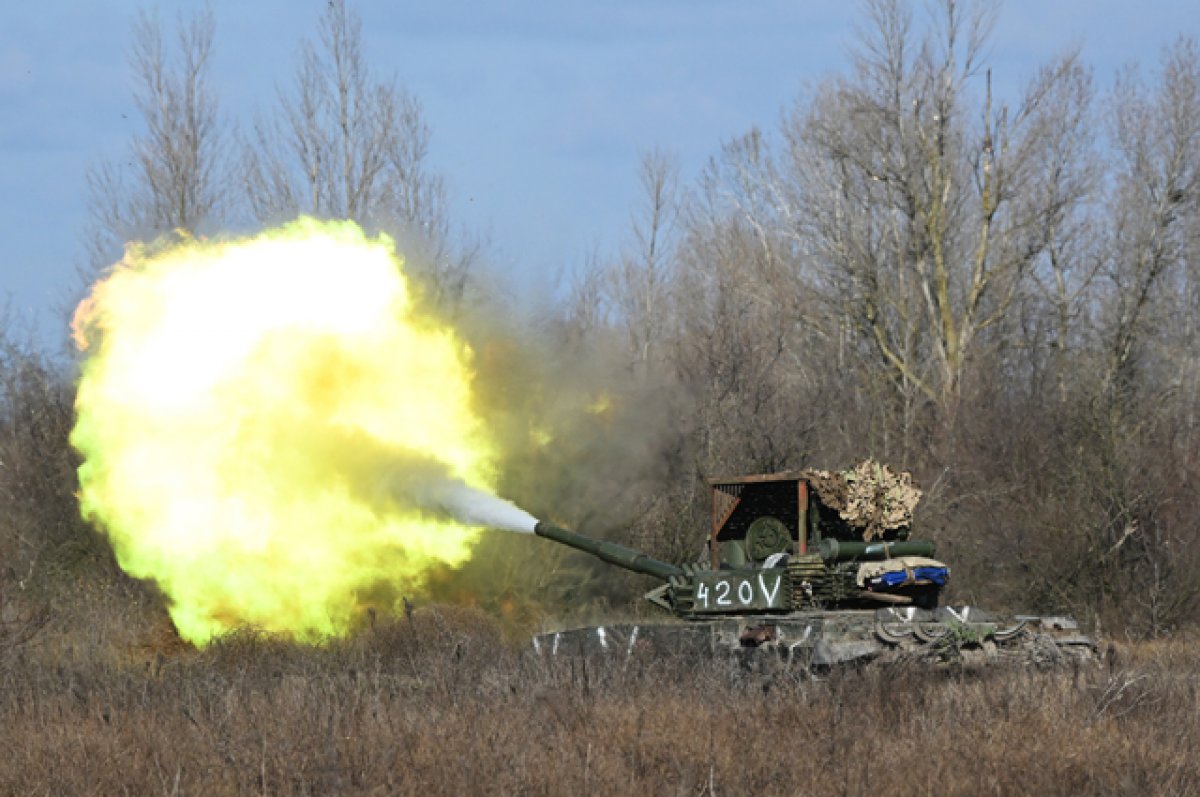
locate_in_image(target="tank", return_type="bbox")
[531,470,1096,669]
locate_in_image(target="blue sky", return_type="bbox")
[1,1,1197,343]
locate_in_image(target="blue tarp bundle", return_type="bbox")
[870,567,949,588]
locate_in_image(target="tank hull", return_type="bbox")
[533,607,1097,669]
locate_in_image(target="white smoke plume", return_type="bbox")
[425,480,538,534]
[360,445,538,533]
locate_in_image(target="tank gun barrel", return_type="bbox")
[534,521,684,581]
[818,538,936,562]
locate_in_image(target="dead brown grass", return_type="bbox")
[1,603,1198,796]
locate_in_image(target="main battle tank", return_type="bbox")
[532,469,1096,668]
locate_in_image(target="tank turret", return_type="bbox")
[535,471,947,616]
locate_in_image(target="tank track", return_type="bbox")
[532,607,1098,670]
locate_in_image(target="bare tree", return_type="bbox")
[85,9,227,267]
[243,0,472,307]
[562,249,614,346]
[606,148,681,373]
[664,129,836,472]
[1098,38,1200,418]
[788,0,1093,412]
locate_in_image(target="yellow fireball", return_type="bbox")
[71,218,495,645]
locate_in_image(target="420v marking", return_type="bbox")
[691,570,787,613]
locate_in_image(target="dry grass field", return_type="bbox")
[2,595,1198,797]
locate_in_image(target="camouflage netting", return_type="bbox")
[805,459,922,541]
